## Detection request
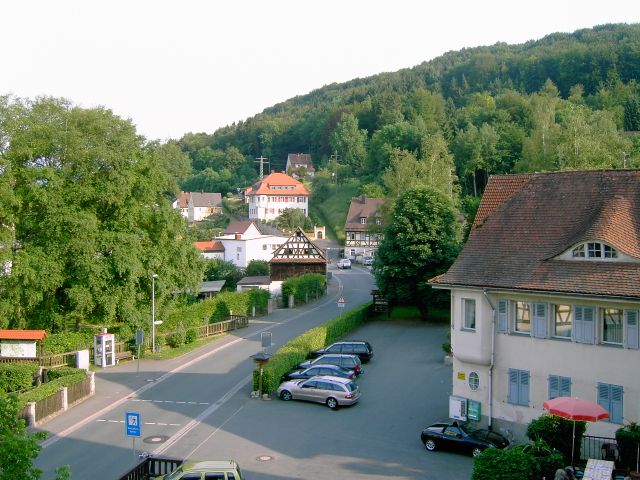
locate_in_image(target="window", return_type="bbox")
[532,303,548,338]
[469,372,479,391]
[376,218,382,225]
[497,300,508,333]
[236,247,242,252]
[598,383,623,424]
[463,298,476,330]
[553,304,572,338]
[625,310,639,349]
[548,375,571,399]
[602,308,624,345]
[515,302,531,333]
[508,369,530,406]
[350,249,356,256]
[572,241,618,259]
[262,244,267,250]
[360,217,367,224]
[574,306,595,344]
[350,233,355,240]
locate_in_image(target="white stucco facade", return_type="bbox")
[218,235,287,268]
[247,194,308,221]
[448,287,640,442]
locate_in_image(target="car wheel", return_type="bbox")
[472,447,484,457]
[280,390,292,401]
[424,439,437,451]
[326,397,338,409]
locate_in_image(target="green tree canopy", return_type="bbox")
[373,186,462,317]
[330,113,368,173]
[0,96,204,331]
[274,208,313,233]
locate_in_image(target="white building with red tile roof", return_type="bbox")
[0,329,47,357]
[245,172,309,221]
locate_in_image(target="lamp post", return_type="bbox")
[151,273,158,353]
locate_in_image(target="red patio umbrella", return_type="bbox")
[543,396,609,467]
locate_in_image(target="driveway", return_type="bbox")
[160,319,473,480]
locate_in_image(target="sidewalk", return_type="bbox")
[36,277,345,445]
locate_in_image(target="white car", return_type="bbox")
[362,256,374,266]
[337,259,351,269]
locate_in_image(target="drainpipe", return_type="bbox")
[483,289,496,432]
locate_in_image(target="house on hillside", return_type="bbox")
[173,192,223,222]
[270,227,327,281]
[286,153,315,178]
[0,330,47,358]
[430,170,640,442]
[344,195,384,259]
[212,220,288,268]
[245,172,310,221]
[194,240,225,260]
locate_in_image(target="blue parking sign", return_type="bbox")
[126,411,141,437]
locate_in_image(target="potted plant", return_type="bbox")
[616,422,640,474]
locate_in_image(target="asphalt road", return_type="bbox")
[34,266,473,479]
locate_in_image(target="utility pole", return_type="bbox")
[330,150,339,185]
[623,152,628,168]
[255,156,270,179]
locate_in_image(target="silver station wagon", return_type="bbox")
[277,375,361,409]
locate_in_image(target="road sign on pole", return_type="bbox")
[337,295,346,308]
[126,411,141,437]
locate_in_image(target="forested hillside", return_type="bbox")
[175,23,640,199]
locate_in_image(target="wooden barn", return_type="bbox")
[270,228,327,281]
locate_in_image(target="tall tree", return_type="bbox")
[373,186,461,318]
[0,96,204,331]
[624,95,640,131]
[330,113,368,173]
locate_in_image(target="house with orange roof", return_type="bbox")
[430,170,640,443]
[194,240,225,260]
[0,329,47,357]
[245,172,310,221]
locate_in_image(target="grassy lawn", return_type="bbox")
[311,180,360,243]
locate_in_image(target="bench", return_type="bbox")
[115,350,134,364]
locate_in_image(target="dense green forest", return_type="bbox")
[2,23,640,331]
[175,23,640,198]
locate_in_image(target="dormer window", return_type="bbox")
[571,242,618,259]
[360,217,366,224]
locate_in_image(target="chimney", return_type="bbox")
[360,194,367,203]
[235,233,242,240]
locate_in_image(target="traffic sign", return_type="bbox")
[337,295,346,308]
[126,411,141,437]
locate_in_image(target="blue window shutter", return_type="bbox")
[549,375,559,399]
[598,383,610,415]
[533,303,547,338]
[497,301,507,333]
[519,371,530,406]
[626,310,639,349]
[574,306,584,342]
[560,377,571,397]
[508,369,519,404]
[583,307,595,344]
[611,385,623,424]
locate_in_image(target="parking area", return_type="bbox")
[191,320,474,479]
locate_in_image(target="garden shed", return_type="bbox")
[0,329,47,358]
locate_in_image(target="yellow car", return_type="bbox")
[159,460,244,480]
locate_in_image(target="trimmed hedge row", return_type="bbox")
[45,367,84,381]
[16,372,87,408]
[281,273,325,306]
[0,363,39,394]
[252,303,370,394]
[43,331,96,354]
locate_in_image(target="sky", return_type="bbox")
[2,1,639,142]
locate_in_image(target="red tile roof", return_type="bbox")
[432,170,640,299]
[344,196,384,232]
[0,329,47,340]
[246,172,309,196]
[194,241,224,252]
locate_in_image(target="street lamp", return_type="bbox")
[151,273,158,353]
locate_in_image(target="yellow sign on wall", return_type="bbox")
[457,372,466,380]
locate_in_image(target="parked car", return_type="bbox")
[277,376,361,409]
[337,258,351,269]
[298,354,363,375]
[362,256,374,266]
[309,341,374,363]
[420,421,510,457]
[161,459,244,479]
[281,364,356,381]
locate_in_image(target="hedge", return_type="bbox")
[252,303,370,394]
[281,273,325,306]
[526,414,586,465]
[472,442,564,480]
[45,367,84,381]
[43,331,96,354]
[0,363,39,394]
[16,372,87,408]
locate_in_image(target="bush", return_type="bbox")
[526,414,586,465]
[166,323,186,348]
[281,273,325,306]
[616,422,640,470]
[43,331,95,354]
[45,367,84,381]
[185,329,197,344]
[521,440,565,480]
[16,372,87,408]
[0,363,39,393]
[252,303,370,394]
[472,447,536,480]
